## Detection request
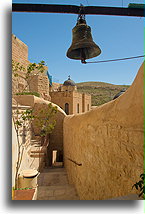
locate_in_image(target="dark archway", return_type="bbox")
[65,103,69,115]
[77,103,79,113]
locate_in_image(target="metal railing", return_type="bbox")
[67,157,82,166]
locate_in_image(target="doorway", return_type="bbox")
[52,150,63,167]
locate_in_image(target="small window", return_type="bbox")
[65,103,69,115]
[87,104,89,111]
[77,103,79,113]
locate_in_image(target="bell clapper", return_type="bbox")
[81,59,87,64]
[80,48,87,64]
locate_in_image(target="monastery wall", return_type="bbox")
[63,63,144,200]
[50,91,91,115]
[82,93,91,112]
[14,95,66,168]
[12,34,29,67]
[29,75,50,99]
[72,91,83,114]
[50,91,74,114]
[12,34,29,94]
[12,34,49,99]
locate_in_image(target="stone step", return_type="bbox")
[38,172,69,186]
[41,169,67,174]
[37,167,80,200]
[37,185,79,200]
[30,153,45,158]
[42,167,65,173]
[30,145,47,154]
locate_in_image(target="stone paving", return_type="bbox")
[37,166,80,200]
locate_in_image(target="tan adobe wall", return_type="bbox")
[12,34,29,94]
[63,62,144,200]
[82,93,91,112]
[12,34,29,67]
[12,34,49,98]
[29,75,49,98]
[12,115,47,188]
[12,73,28,95]
[48,109,66,165]
[50,91,90,115]
[72,91,83,114]
[14,95,66,167]
[61,85,77,92]
[12,105,39,188]
[50,91,74,114]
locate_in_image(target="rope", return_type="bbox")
[84,55,145,64]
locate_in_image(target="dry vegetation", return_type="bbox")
[76,81,130,106]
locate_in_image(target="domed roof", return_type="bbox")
[63,76,76,86]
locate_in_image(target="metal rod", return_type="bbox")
[12,4,144,17]
[85,55,145,64]
[67,158,82,166]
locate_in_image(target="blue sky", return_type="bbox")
[12,0,144,85]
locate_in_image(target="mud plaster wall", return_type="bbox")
[63,63,144,200]
[14,95,66,166]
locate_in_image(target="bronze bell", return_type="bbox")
[66,16,101,63]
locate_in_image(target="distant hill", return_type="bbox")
[76,81,130,106]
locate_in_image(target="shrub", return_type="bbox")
[132,173,145,198]
[16,92,40,97]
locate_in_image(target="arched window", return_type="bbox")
[87,104,89,111]
[77,103,79,113]
[65,103,69,115]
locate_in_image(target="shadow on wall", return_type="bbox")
[13,95,66,179]
[63,62,144,200]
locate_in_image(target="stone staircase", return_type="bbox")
[37,167,80,200]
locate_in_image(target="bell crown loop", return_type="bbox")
[77,4,86,25]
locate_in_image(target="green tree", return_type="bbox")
[12,60,46,94]
[132,173,145,198]
[12,60,57,188]
[33,103,58,145]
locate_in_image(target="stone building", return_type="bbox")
[12,34,50,101]
[12,34,91,115]
[12,34,92,179]
[12,33,143,200]
[50,76,91,115]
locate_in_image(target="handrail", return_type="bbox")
[67,157,82,166]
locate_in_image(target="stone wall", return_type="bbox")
[82,93,91,112]
[50,91,74,114]
[50,91,91,115]
[12,34,29,67]
[63,63,144,200]
[61,85,77,92]
[14,95,66,166]
[29,75,50,99]
[49,109,66,165]
[12,34,29,94]
[12,105,39,188]
[73,91,83,114]
[12,34,49,98]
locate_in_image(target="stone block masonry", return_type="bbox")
[12,34,49,98]
[29,75,49,98]
[12,34,29,67]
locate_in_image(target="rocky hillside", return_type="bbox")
[76,82,130,106]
